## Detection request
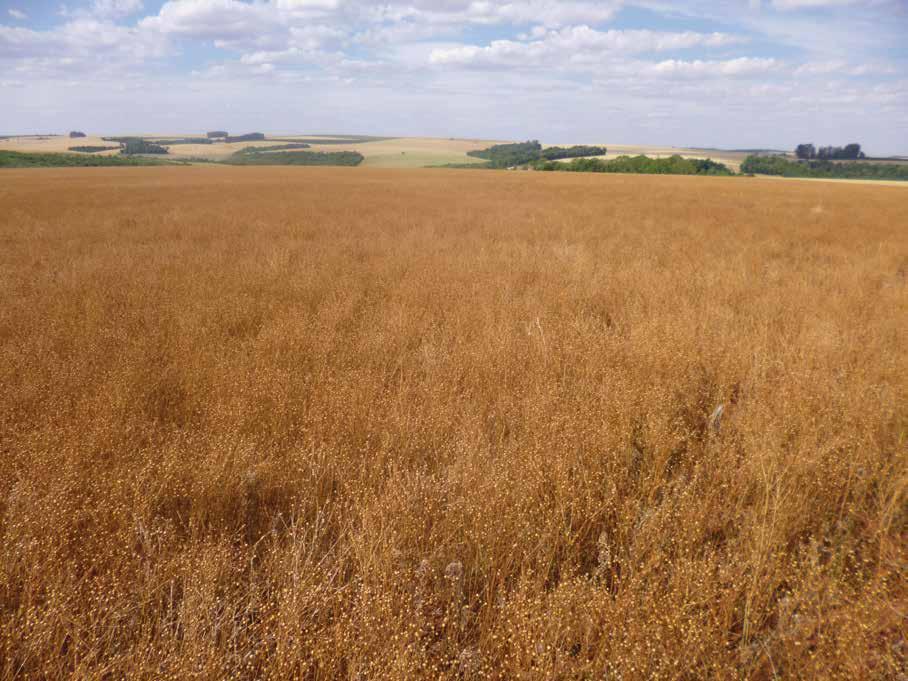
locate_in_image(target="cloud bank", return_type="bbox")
[1,0,905,152]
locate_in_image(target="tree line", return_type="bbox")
[742,155,908,180]
[69,146,121,154]
[467,141,607,168]
[101,138,170,155]
[233,143,312,155]
[226,133,266,143]
[535,155,733,176]
[795,143,864,160]
[223,150,364,166]
[0,150,175,168]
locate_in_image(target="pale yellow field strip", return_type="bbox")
[0,135,121,155]
[752,174,908,187]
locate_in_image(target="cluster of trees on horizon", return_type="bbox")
[155,138,213,145]
[468,141,608,168]
[0,150,176,168]
[743,154,908,180]
[795,143,865,160]
[69,146,121,154]
[121,139,169,155]
[536,154,733,176]
[226,133,266,143]
[223,150,364,167]
[233,143,312,155]
[0,148,364,168]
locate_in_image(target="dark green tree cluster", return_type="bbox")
[742,155,908,180]
[0,151,174,167]
[207,131,229,139]
[269,135,393,145]
[535,154,733,176]
[794,144,816,160]
[69,131,87,138]
[103,136,209,147]
[467,141,607,168]
[795,143,864,160]
[233,143,312,155]
[154,138,213,145]
[69,146,121,153]
[540,145,607,161]
[467,141,543,167]
[121,139,169,155]
[223,150,364,166]
[226,133,266,143]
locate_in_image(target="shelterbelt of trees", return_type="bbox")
[535,155,734,176]
[68,146,121,153]
[742,155,908,181]
[0,151,177,167]
[467,141,608,168]
[795,143,864,160]
[223,150,364,166]
[232,143,312,154]
[0,149,364,168]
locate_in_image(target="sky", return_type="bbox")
[1,0,906,153]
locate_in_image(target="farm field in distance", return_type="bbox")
[0,134,758,170]
[0,134,504,167]
[1,167,906,679]
[546,143,754,172]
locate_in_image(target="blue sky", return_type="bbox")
[1,0,906,153]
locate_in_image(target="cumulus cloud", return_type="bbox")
[646,57,782,77]
[357,1,623,28]
[772,0,865,9]
[140,0,279,39]
[1,0,905,152]
[431,26,745,67]
[0,18,169,75]
[794,60,898,76]
[8,9,27,20]
[90,0,144,19]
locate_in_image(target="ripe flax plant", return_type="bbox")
[0,167,906,679]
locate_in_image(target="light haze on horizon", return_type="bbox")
[1,0,906,155]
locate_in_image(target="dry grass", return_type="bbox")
[1,166,906,680]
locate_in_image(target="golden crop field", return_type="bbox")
[1,167,906,680]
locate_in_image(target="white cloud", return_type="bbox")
[274,0,341,9]
[794,60,898,76]
[431,26,745,67]
[465,1,623,26]
[772,0,865,9]
[646,57,782,77]
[140,0,276,38]
[1,0,905,153]
[90,0,144,19]
[357,1,623,28]
[0,19,169,74]
[8,9,27,20]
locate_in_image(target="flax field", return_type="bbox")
[1,167,906,679]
